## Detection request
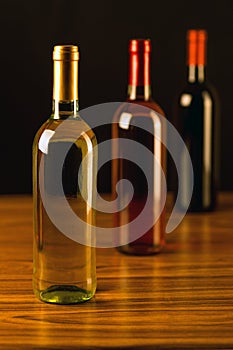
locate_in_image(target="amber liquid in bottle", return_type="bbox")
[33,46,97,304]
[173,30,220,212]
[112,39,166,255]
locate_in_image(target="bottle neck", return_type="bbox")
[52,46,79,119]
[127,85,151,101]
[52,100,79,119]
[127,47,152,101]
[187,65,206,83]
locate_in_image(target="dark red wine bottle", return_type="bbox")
[174,30,220,212]
[112,39,166,255]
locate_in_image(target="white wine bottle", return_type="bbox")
[33,45,97,304]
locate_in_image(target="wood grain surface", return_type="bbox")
[0,193,233,349]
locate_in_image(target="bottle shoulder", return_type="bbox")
[126,98,165,117]
[179,81,216,97]
[33,115,97,150]
[112,99,166,138]
[176,81,219,109]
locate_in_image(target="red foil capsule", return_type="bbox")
[129,39,151,86]
[187,29,207,66]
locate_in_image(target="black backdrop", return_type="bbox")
[0,0,232,193]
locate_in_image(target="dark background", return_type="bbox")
[0,0,232,193]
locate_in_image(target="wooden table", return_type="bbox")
[0,193,233,349]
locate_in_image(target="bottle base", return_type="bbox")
[187,204,216,212]
[35,285,95,305]
[117,244,163,256]
[183,202,216,213]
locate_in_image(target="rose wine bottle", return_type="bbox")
[174,30,220,212]
[112,39,166,255]
[33,45,97,304]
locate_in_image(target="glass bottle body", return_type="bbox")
[174,78,219,211]
[33,102,97,304]
[112,97,166,255]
